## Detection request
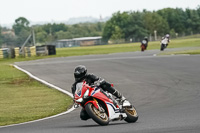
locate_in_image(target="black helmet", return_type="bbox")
[74,65,87,82]
[144,37,148,41]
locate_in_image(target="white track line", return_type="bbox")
[0,65,75,129]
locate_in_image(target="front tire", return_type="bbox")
[85,103,109,126]
[124,106,138,123]
[141,45,145,51]
[160,44,165,51]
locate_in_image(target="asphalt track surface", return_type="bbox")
[1,49,200,133]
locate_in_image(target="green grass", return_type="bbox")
[0,59,72,126]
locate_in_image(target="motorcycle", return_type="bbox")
[141,40,147,52]
[160,37,169,51]
[160,43,168,51]
[141,44,147,51]
[74,81,138,126]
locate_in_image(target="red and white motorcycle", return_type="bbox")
[74,81,138,126]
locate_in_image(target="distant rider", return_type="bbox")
[141,37,148,51]
[71,65,126,121]
[161,34,170,48]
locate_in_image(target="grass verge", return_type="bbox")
[0,59,72,126]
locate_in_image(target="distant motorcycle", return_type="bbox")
[160,37,169,51]
[74,81,138,126]
[141,40,148,52]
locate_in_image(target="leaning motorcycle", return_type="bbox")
[74,81,138,126]
[160,43,167,51]
[141,40,147,52]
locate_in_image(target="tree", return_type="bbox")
[16,29,31,46]
[13,17,30,35]
[143,12,169,36]
[157,8,186,34]
[102,11,130,42]
[12,17,31,46]
[110,26,124,43]
[185,9,200,34]
[55,30,69,40]
[126,11,148,41]
[169,29,176,38]
[36,31,48,43]
[103,11,149,42]
[2,33,18,47]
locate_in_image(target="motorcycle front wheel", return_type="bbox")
[85,103,109,126]
[141,45,146,51]
[124,105,139,123]
[160,44,165,51]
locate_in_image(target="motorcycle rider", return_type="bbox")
[141,37,148,48]
[71,65,126,120]
[160,34,170,51]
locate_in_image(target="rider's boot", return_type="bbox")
[112,90,126,103]
[113,90,132,108]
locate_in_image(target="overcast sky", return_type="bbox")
[0,0,199,26]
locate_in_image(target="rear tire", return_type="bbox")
[124,106,139,123]
[85,103,109,126]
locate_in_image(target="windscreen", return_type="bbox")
[75,82,83,96]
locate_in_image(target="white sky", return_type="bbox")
[0,0,199,26]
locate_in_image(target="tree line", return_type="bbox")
[103,7,200,42]
[0,18,104,47]
[0,6,200,47]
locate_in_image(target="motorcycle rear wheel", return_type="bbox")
[85,103,109,126]
[124,106,138,123]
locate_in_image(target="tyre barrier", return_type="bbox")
[0,48,15,59]
[1,45,56,59]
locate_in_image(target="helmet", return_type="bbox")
[74,65,87,82]
[166,34,170,38]
[144,37,148,40]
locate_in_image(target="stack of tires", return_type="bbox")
[14,47,20,57]
[30,46,36,56]
[0,48,15,59]
[35,45,56,56]
[25,47,31,57]
[47,45,56,55]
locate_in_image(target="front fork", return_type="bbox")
[84,98,99,110]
